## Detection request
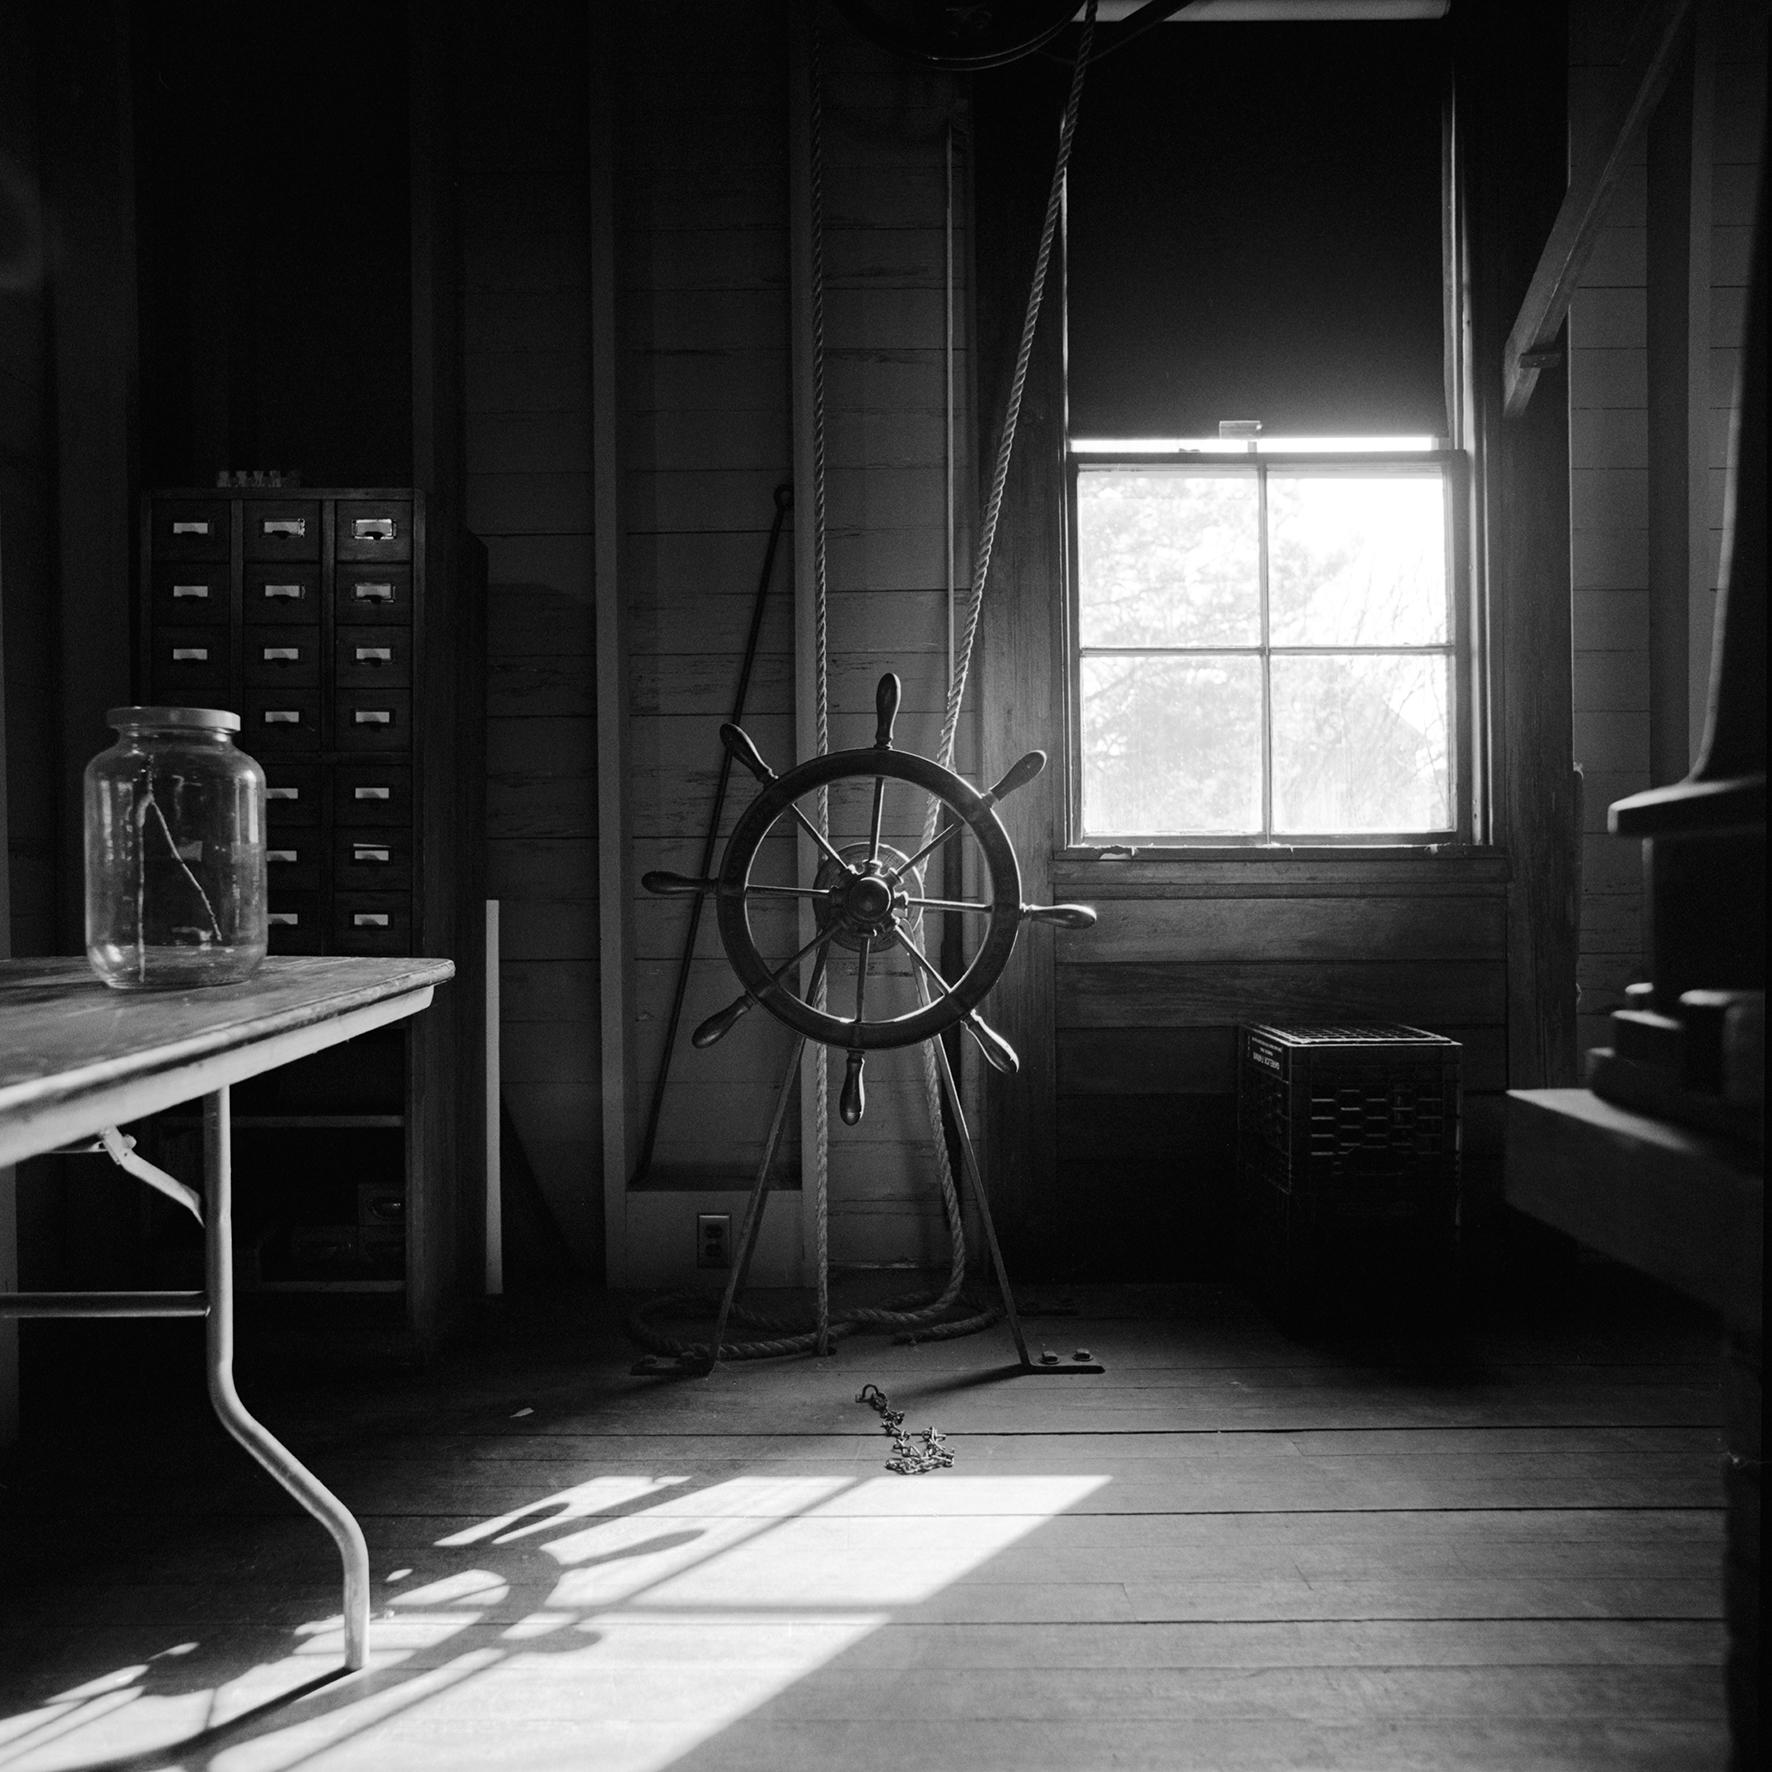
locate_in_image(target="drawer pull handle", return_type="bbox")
[355,647,393,663]
[353,786,391,800]
[262,646,300,662]
[268,849,298,863]
[353,846,392,864]
[352,517,397,541]
[268,912,300,927]
[353,709,393,725]
[170,519,212,535]
[262,582,306,600]
[267,786,300,800]
[353,913,391,928]
[260,517,307,537]
[264,710,302,724]
[351,582,395,602]
[170,647,210,662]
[171,583,211,599]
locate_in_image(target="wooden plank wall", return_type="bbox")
[1051,859,1511,1281]
[0,11,55,961]
[0,0,50,1451]
[620,2,798,1230]
[618,4,974,1283]
[1565,0,1768,1060]
[458,2,602,1269]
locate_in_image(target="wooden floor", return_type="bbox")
[0,1270,1730,1771]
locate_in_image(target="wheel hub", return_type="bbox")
[814,844,923,951]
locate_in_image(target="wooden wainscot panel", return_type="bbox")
[1057,1025,1509,1098]
[1073,896,1508,965]
[1053,852,1512,899]
[1057,960,1507,1029]
[1058,1027,1239,1096]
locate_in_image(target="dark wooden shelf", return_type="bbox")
[1505,1086,1762,1332]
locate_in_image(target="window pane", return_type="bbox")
[1080,655,1261,835]
[1077,470,1259,647]
[1271,653,1451,833]
[1268,472,1448,645]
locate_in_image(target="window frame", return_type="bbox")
[1063,445,1474,851]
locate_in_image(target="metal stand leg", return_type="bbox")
[707,1033,808,1371]
[203,1087,372,1671]
[928,1035,1105,1376]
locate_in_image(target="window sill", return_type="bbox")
[1052,844,1510,895]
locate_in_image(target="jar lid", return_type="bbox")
[106,705,242,734]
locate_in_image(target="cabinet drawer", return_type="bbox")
[333,762,413,826]
[243,626,321,686]
[152,499,229,562]
[151,628,231,695]
[334,893,412,955]
[336,500,413,562]
[335,689,410,751]
[267,892,324,955]
[264,761,322,828]
[334,827,414,890]
[334,627,412,689]
[243,499,320,561]
[245,566,321,624]
[151,567,229,623]
[265,838,323,891]
[245,690,322,753]
[336,566,412,624]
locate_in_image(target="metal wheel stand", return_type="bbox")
[635,1012,1104,1379]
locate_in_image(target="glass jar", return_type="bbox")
[84,706,268,990]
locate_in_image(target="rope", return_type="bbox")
[935,0,1096,778]
[913,0,1097,1310]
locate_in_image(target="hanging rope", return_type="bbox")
[910,0,1097,1317]
[936,0,1096,780]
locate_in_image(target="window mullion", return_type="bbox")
[1257,462,1272,843]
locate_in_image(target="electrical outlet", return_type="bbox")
[696,1213,731,1270]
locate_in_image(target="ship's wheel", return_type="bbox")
[643,673,1094,1123]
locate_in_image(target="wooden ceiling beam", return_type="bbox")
[1502,0,1694,417]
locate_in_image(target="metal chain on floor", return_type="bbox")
[858,1383,955,1475]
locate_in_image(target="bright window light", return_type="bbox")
[1074,456,1457,841]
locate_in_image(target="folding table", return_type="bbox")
[0,955,455,1674]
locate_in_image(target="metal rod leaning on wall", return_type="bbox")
[631,483,793,1184]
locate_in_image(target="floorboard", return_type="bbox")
[0,1277,1729,1771]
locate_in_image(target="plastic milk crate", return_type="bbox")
[1236,1024,1462,1326]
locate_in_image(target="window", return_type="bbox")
[1057,18,1464,847]
[1071,443,1463,843]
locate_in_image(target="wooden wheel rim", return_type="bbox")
[715,746,1023,1050]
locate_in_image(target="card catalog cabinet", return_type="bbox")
[140,488,487,1346]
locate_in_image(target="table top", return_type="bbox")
[0,957,454,1167]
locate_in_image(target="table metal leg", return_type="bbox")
[203,1087,371,1672]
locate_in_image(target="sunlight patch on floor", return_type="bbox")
[0,1473,1108,1772]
